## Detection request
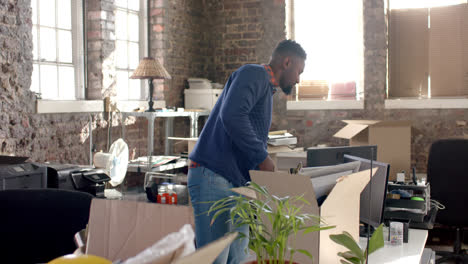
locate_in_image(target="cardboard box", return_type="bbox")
[245,169,375,264]
[333,120,411,181]
[85,199,235,264]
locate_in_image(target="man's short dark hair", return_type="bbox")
[272,39,307,60]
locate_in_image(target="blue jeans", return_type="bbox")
[188,166,249,264]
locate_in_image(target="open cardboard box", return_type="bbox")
[333,120,411,181]
[238,169,375,264]
[85,200,236,264]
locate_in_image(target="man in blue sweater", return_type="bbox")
[188,40,306,264]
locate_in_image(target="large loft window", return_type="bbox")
[115,0,146,100]
[388,0,468,98]
[31,0,84,100]
[286,0,364,101]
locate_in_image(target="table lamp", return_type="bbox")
[130,57,171,112]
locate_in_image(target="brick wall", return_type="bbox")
[87,0,116,99]
[188,0,468,173]
[1,0,467,174]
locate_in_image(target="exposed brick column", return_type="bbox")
[86,0,116,99]
[149,0,167,103]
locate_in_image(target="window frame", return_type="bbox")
[385,0,468,109]
[114,0,148,101]
[285,0,365,110]
[31,0,85,100]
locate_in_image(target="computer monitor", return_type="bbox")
[343,154,390,228]
[299,161,361,202]
[307,145,377,167]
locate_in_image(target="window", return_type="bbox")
[31,0,84,100]
[388,0,468,98]
[287,0,364,101]
[114,0,146,100]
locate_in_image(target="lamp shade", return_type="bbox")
[130,57,171,80]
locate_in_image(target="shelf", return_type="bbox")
[127,158,188,173]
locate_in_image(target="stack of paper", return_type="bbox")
[268,132,297,146]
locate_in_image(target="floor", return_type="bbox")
[425,227,468,264]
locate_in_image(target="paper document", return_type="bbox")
[130,156,179,167]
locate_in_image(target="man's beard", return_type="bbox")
[281,85,293,95]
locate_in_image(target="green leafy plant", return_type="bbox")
[208,182,334,264]
[329,224,385,264]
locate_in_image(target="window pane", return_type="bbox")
[128,42,139,69]
[390,0,466,9]
[115,10,128,40]
[116,70,129,100]
[32,26,38,60]
[57,0,72,29]
[128,0,140,11]
[39,0,55,27]
[295,0,361,82]
[31,64,40,93]
[58,30,72,63]
[58,66,75,99]
[115,0,127,8]
[40,65,58,99]
[31,0,38,24]
[128,78,141,100]
[116,40,128,68]
[128,13,139,42]
[40,27,57,61]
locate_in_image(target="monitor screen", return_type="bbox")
[299,161,361,199]
[306,145,377,167]
[343,154,390,228]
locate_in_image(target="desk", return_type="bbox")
[359,228,428,264]
[121,110,209,155]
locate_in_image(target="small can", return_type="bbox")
[389,222,403,246]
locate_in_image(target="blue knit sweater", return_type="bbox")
[189,64,275,187]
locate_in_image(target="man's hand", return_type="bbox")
[259,155,275,171]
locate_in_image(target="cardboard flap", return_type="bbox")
[249,170,320,264]
[173,233,238,264]
[370,120,412,127]
[333,123,369,139]
[319,169,376,264]
[231,187,257,199]
[342,120,381,125]
[86,199,194,261]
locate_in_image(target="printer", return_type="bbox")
[45,164,111,197]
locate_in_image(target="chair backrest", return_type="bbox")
[0,189,94,263]
[427,139,468,226]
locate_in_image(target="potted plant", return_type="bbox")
[208,182,334,264]
[329,224,385,264]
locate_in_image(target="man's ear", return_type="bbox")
[282,56,291,69]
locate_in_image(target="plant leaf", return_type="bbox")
[367,224,385,255]
[296,249,314,260]
[329,232,364,261]
[302,225,335,234]
[338,251,359,259]
[338,252,361,264]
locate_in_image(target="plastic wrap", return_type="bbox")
[122,224,195,264]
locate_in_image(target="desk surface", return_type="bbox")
[359,228,428,264]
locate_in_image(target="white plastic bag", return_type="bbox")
[123,224,195,264]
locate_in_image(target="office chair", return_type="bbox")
[0,189,94,263]
[427,139,468,264]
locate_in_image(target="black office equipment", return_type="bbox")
[0,162,47,190]
[427,139,468,263]
[343,154,390,229]
[45,164,110,197]
[0,189,93,263]
[307,145,377,167]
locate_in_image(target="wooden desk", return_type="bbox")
[359,228,428,264]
